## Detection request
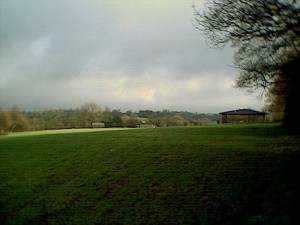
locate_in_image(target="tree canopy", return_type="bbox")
[194,0,300,131]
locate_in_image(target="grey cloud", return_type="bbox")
[1,0,231,80]
[0,0,264,112]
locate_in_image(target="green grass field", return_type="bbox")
[1,124,299,225]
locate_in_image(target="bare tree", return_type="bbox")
[194,0,300,131]
[10,106,29,132]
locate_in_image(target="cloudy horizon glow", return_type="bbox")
[0,0,265,113]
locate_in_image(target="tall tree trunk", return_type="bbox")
[282,57,300,132]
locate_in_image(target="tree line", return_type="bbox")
[0,103,219,133]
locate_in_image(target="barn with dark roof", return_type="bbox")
[219,108,267,124]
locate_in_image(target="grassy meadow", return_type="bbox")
[0,124,299,225]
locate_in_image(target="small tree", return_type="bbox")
[10,107,29,132]
[0,108,12,134]
[112,115,123,127]
[122,114,140,128]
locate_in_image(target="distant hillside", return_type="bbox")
[134,110,220,123]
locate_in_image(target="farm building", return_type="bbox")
[219,108,267,123]
[91,122,105,128]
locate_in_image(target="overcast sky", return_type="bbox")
[0,0,265,113]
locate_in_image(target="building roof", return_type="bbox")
[219,108,267,115]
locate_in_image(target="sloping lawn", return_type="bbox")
[0,124,299,225]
